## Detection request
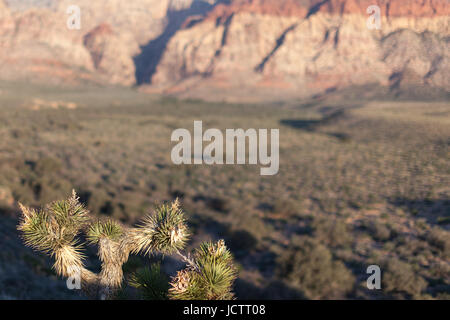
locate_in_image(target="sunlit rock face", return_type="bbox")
[0,0,173,85]
[150,0,449,100]
[0,0,448,99]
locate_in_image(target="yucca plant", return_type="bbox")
[168,240,237,300]
[17,190,237,300]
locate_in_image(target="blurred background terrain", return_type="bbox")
[1,0,449,101]
[0,0,449,299]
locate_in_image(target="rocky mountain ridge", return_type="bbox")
[0,0,448,101]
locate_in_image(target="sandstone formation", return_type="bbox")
[0,0,448,100]
[0,0,174,85]
[149,0,450,100]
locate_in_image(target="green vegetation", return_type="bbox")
[0,82,448,299]
[277,236,355,299]
[381,258,428,299]
[17,192,236,300]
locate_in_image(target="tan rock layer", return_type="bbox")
[0,0,448,98]
[207,0,450,19]
[151,3,449,99]
[0,0,172,85]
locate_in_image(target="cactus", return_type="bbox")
[17,190,237,300]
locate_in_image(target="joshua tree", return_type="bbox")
[17,190,237,300]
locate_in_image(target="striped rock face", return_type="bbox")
[0,0,448,100]
[149,0,449,101]
[0,0,174,85]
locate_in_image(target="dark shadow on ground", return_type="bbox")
[280,109,346,130]
[279,119,321,131]
[280,110,354,142]
[389,197,450,228]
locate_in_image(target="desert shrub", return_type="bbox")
[0,186,15,216]
[84,189,111,215]
[5,157,72,206]
[207,197,230,213]
[33,157,62,175]
[382,258,428,298]
[312,216,352,248]
[226,229,258,255]
[392,238,433,263]
[363,220,392,241]
[230,212,271,244]
[426,227,450,258]
[37,177,73,205]
[277,236,355,299]
[193,195,231,213]
[271,198,300,217]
